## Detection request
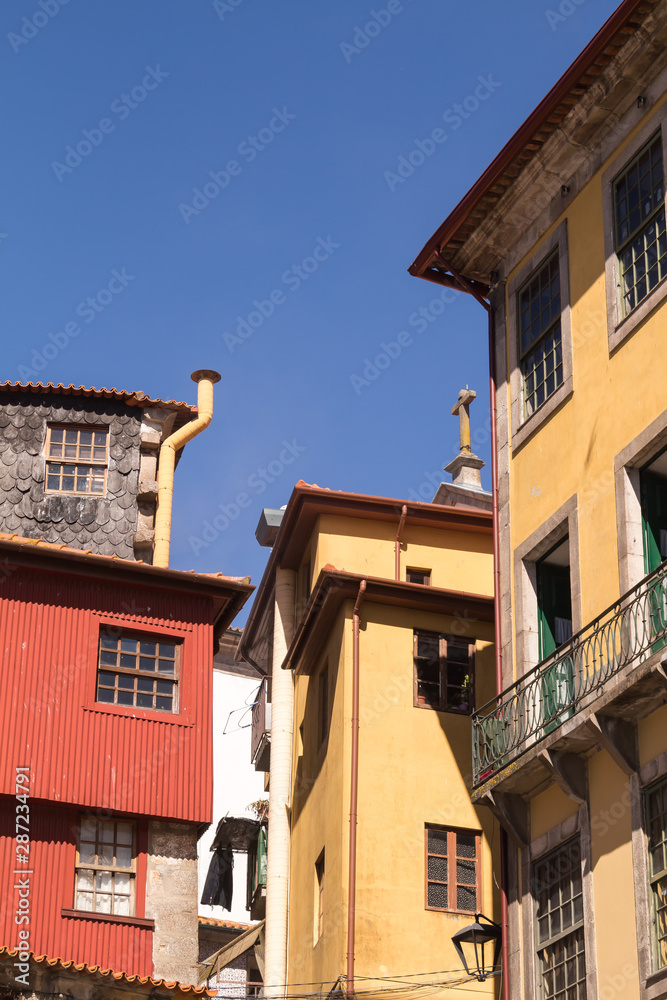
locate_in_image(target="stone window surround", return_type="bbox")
[520,806,598,1000]
[602,103,667,355]
[507,219,574,454]
[614,408,667,595]
[631,750,667,1000]
[513,495,582,679]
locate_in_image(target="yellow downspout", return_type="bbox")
[153,369,221,568]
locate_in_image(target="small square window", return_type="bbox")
[75,817,136,916]
[425,825,480,913]
[413,631,474,714]
[45,425,109,496]
[407,568,431,586]
[96,630,179,713]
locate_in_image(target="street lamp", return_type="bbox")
[451,913,502,982]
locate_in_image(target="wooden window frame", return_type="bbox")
[314,849,325,943]
[413,630,475,714]
[407,567,431,586]
[424,825,481,914]
[74,816,136,917]
[45,424,109,496]
[96,629,181,715]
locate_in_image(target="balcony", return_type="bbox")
[472,561,667,815]
[250,677,271,772]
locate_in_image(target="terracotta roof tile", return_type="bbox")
[198,917,255,930]
[0,947,215,996]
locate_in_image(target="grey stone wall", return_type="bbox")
[146,821,200,984]
[0,391,142,559]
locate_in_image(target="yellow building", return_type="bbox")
[239,476,501,998]
[410,1,667,998]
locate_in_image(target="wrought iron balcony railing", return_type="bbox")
[472,560,667,786]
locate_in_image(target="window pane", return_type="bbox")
[116,823,133,845]
[78,842,95,865]
[427,856,448,880]
[427,883,448,908]
[457,885,476,911]
[96,894,112,913]
[427,828,448,854]
[76,868,94,890]
[116,846,132,868]
[114,895,131,916]
[457,834,476,858]
[457,860,477,885]
[76,891,94,911]
[97,871,113,892]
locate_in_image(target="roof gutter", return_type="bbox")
[408,0,653,277]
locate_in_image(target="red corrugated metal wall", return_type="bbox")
[0,564,213,823]
[0,801,153,975]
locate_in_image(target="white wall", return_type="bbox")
[198,663,266,924]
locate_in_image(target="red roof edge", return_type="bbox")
[408,0,654,277]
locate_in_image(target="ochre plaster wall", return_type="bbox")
[312,514,493,597]
[587,752,641,997]
[530,786,578,843]
[505,91,667,652]
[288,597,499,999]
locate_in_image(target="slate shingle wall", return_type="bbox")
[0,392,142,558]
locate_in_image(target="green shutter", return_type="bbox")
[537,562,572,660]
[642,471,667,574]
[537,558,574,733]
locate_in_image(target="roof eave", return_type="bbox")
[408,0,658,280]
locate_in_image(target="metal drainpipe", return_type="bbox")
[395,505,408,581]
[153,369,221,568]
[346,579,367,997]
[433,251,510,1000]
[264,567,296,998]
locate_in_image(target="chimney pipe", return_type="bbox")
[153,369,221,568]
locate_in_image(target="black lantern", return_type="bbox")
[452,913,502,981]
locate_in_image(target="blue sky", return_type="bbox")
[1,0,620,613]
